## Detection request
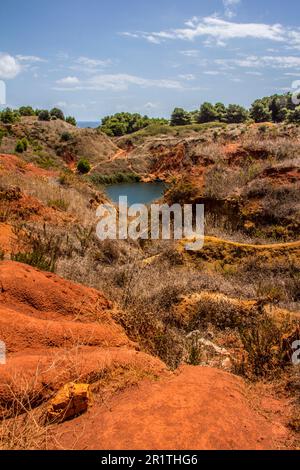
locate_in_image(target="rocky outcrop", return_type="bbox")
[46,383,93,423]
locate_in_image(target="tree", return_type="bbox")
[214,102,227,122]
[66,116,77,126]
[287,106,300,123]
[226,104,249,123]
[270,96,288,122]
[197,102,218,123]
[38,110,51,121]
[50,108,65,120]
[100,112,164,136]
[250,100,272,123]
[0,107,20,124]
[77,158,91,174]
[170,108,192,126]
[18,106,35,116]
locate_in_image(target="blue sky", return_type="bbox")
[1,0,300,120]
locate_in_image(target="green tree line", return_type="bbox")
[99,92,300,136]
[0,106,76,126]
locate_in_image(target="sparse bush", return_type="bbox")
[18,106,35,117]
[65,116,77,126]
[11,224,69,273]
[165,179,198,205]
[0,108,20,124]
[61,131,72,142]
[237,315,294,378]
[38,110,51,122]
[15,141,25,153]
[47,198,69,212]
[50,108,65,121]
[77,159,91,174]
[91,172,140,185]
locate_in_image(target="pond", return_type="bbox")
[105,182,166,206]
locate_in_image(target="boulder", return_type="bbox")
[46,383,93,423]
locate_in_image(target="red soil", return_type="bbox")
[0,154,57,178]
[51,365,290,450]
[0,261,165,410]
[0,261,294,449]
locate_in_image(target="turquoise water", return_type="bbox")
[105,182,165,206]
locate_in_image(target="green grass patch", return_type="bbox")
[90,172,141,185]
[47,198,69,211]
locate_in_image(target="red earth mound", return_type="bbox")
[51,365,290,450]
[0,154,57,178]
[0,261,165,413]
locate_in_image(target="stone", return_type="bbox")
[46,382,93,423]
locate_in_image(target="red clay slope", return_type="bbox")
[0,261,292,449]
[0,261,165,412]
[52,365,290,450]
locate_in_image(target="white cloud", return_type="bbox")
[54,73,183,91]
[122,15,289,47]
[16,55,46,63]
[284,72,300,77]
[56,76,80,85]
[178,74,196,81]
[215,55,300,69]
[0,53,21,79]
[75,56,112,68]
[54,101,67,107]
[245,71,263,76]
[144,102,159,109]
[180,50,199,57]
[203,70,222,75]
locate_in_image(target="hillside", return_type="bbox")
[0,116,118,171]
[0,119,299,450]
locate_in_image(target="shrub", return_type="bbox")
[0,108,20,124]
[38,110,51,121]
[18,106,35,117]
[91,172,140,185]
[170,108,192,126]
[250,101,272,123]
[21,138,28,150]
[11,224,67,273]
[50,108,65,120]
[0,129,7,145]
[47,198,69,212]
[36,155,55,169]
[61,131,72,142]
[237,315,293,378]
[77,158,91,174]
[101,113,168,136]
[197,102,219,124]
[65,116,77,126]
[226,104,249,123]
[11,251,53,272]
[165,179,198,205]
[15,140,25,153]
